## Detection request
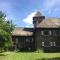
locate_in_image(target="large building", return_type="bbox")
[12,11,60,51]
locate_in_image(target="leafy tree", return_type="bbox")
[0,11,15,52]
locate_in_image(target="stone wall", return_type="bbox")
[34,28,60,50]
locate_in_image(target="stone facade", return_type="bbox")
[33,11,60,51]
[34,28,60,51]
[12,11,60,51]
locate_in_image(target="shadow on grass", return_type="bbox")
[36,57,60,60]
[43,47,60,53]
[16,50,35,53]
[16,48,36,53]
[0,54,6,56]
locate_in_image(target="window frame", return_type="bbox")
[42,42,44,46]
[41,30,51,36]
[50,42,56,46]
[42,42,56,47]
[42,41,50,47]
[55,41,60,47]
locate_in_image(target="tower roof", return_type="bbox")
[34,11,42,17]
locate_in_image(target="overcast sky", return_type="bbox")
[0,0,60,27]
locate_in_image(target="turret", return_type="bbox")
[33,11,45,28]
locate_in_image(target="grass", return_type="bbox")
[0,51,60,60]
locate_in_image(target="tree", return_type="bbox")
[0,11,15,52]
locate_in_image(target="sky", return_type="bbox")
[0,0,60,27]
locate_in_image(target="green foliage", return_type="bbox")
[0,11,15,52]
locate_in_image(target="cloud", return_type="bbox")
[23,11,37,25]
[0,1,12,12]
[43,0,60,10]
[42,0,60,15]
[25,25,33,28]
[54,8,59,12]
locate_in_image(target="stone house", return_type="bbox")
[12,11,60,51]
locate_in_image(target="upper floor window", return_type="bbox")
[41,30,51,36]
[44,30,49,35]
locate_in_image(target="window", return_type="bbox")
[26,38,30,42]
[43,30,51,35]
[44,42,50,47]
[42,42,44,46]
[50,42,56,46]
[50,42,53,46]
[26,38,29,42]
[42,42,56,47]
[16,38,18,43]
[56,42,60,47]
[41,31,44,35]
[42,42,50,47]
[31,38,34,42]
[41,30,51,35]
[56,30,60,35]
[44,30,49,35]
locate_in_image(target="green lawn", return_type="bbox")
[0,51,60,60]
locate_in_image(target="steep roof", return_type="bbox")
[37,18,60,28]
[12,27,33,36]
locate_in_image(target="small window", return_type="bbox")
[50,42,56,46]
[41,31,44,35]
[56,42,60,47]
[54,42,56,46]
[44,42,50,47]
[31,38,34,42]
[26,38,30,42]
[42,42,50,47]
[42,42,44,46]
[50,42,53,46]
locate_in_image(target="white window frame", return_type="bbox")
[41,31,44,35]
[42,42,44,46]
[50,42,53,46]
[50,42,56,46]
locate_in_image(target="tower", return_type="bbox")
[33,11,45,28]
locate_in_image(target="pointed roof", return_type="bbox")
[34,11,42,17]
